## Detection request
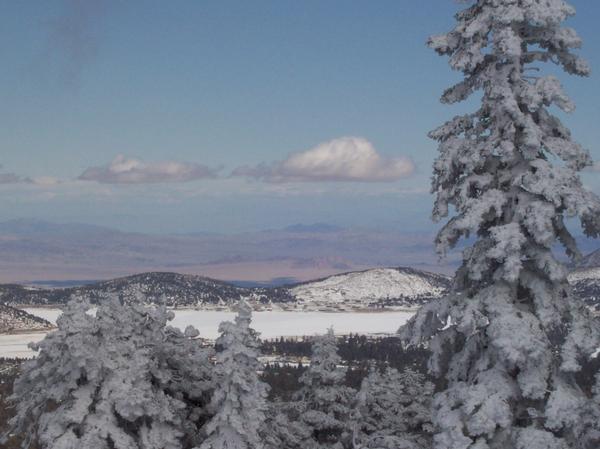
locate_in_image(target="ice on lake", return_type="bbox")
[0,308,416,358]
[0,332,48,359]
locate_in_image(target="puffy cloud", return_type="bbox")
[30,176,62,186]
[232,137,415,183]
[78,155,218,184]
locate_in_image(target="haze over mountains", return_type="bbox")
[1,218,598,288]
[0,219,462,284]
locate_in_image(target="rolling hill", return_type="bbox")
[3,256,600,312]
[0,304,53,333]
[0,267,451,311]
[290,267,450,309]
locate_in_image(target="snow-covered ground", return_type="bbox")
[21,308,63,324]
[0,332,47,358]
[290,268,448,308]
[568,267,600,283]
[0,308,415,358]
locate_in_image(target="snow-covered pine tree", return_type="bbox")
[262,400,313,449]
[156,323,215,448]
[2,296,213,449]
[294,328,355,449]
[353,366,433,449]
[198,301,269,449]
[402,1,600,448]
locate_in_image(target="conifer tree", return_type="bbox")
[262,400,313,449]
[198,301,269,449]
[2,296,213,449]
[403,1,600,448]
[294,328,355,449]
[353,366,433,449]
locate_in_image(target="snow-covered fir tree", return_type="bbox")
[262,400,313,449]
[402,1,600,448]
[2,296,213,449]
[154,323,214,448]
[198,301,269,449]
[294,328,356,449]
[353,366,433,449]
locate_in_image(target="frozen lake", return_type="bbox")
[1,308,415,358]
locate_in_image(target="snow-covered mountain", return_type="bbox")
[0,268,450,311]
[0,304,54,333]
[290,268,451,310]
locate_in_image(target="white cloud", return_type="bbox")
[232,137,415,183]
[30,176,62,186]
[78,155,219,184]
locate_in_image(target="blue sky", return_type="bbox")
[1,0,600,234]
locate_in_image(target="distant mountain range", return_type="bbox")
[2,219,598,286]
[0,219,458,284]
[0,267,451,311]
[282,223,343,233]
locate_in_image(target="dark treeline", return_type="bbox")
[261,334,430,371]
[260,333,600,399]
[260,334,434,399]
[261,360,388,400]
[0,358,31,449]
[261,363,306,400]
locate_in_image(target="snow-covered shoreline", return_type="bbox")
[0,308,416,358]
